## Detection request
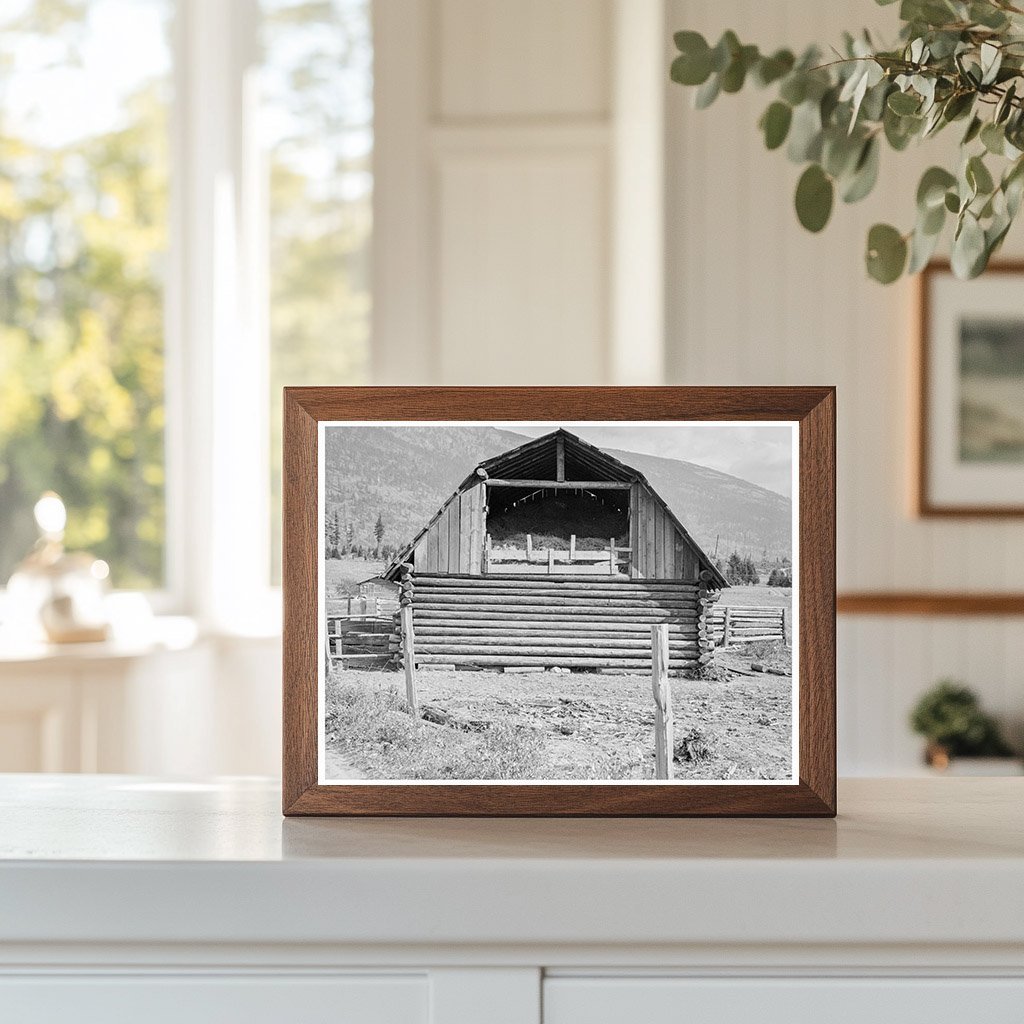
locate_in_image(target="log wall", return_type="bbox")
[400,573,713,671]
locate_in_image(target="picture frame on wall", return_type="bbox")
[282,387,836,817]
[918,261,1024,517]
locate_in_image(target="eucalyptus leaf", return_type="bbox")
[888,90,921,115]
[760,101,793,150]
[721,44,759,93]
[822,128,863,178]
[787,101,823,162]
[980,41,1002,86]
[842,137,881,203]
[779,73,807,106]
[710,31,740,73]
[967,154,995,195]
[866,223,908,283]
[951,211,987,278]
[917,166,957,210]
[694,73,721,109]
[754,49,795,87]
[908,221,942,273]
[921,200,946,235]
[795,164,834,232]
[981,121,1006,155]
[996,82,1017,124]
[962,115,983,145]
[970,2,1009,29]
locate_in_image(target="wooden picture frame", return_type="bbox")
[283,387,836,817]
[917,260,1024,517]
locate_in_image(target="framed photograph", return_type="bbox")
[918,261,1024,516]
[283,387,835,816]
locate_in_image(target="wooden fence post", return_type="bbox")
[722,606,732,647]
[526,533,533,562]
[547,546,554,573]
[484,533,492,573]
[400,603,419,722]
[608,538,616,576]
[781,607,788,644]
[651,624,673,780]
[569,534,576,561]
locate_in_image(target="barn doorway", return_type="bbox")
[483,485,630,575]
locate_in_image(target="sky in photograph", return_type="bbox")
[511,423,796,498]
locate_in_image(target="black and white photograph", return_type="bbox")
[318,421,798,784]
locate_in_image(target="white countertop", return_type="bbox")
[2,776,1023,951]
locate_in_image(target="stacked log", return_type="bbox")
[404,572,708,671]
[695,571,720,665]
[391,564,415,671]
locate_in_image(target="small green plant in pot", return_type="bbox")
[909,679,1015,768]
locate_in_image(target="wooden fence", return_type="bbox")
[707,605,788,647]
[326,595,400,618]
[326,613,400,669]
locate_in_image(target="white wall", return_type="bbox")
[373,0,665,386]
[664,0,1024,772]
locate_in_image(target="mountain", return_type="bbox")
[323,425,792,562]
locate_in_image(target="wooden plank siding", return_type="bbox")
[628,483,640,579]
[411,478,708,582]
[447,496,460,573]
[467,482,483,574]
[437,504,450,573]
[458,489,472,571]
[644,489,657,578]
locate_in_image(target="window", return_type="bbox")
[0,0,373,616]
[262,0,373,580]
[0,0,172,589]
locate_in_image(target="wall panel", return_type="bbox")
[436,151,608,385]
[438,0,610,120]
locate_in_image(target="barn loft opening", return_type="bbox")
[486,486,629,550]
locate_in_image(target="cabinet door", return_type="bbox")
[0,974,428,1024]
[544,977,1024,1024]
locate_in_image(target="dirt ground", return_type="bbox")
[325,648,793,782]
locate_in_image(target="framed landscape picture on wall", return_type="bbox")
[918,262,1024,516]
[282,387,836,817]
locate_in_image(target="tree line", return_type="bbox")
[716,551,792,587]
[325,509,398,562]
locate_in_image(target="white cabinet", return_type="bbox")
[0,975,428,1024]
[544,977,1024,1024]
[2,777,1023,1024]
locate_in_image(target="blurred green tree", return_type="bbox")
[0,0,170,587]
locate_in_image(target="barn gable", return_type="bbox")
[382,429,726,587]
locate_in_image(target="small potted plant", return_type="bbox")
[910,680,1020,774]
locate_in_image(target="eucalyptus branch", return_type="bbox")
[670,0,1024,283]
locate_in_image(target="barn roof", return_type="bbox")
[382,428,727,587]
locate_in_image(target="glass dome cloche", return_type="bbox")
[5,492,111,644]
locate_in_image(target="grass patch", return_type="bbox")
[675,727,712,763]
[326,674,547,780]
[743,639,792,673]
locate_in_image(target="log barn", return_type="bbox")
[381,428,727,673]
